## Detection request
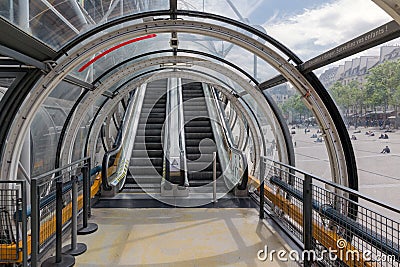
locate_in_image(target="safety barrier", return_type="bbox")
[0,180,27,265]
[251,156,400,267]
[29,157,98,266]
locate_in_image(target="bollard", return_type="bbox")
[42,180,75,267]
[62,175,87,255]
[213,152,217,203]
[78,165,98,235]
[303,174,313,267]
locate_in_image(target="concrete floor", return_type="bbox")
[74,208,295,267]
[293,127,400,209]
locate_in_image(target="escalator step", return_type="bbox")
[134,143,162,150]
[130,157,163,166]
[132,150,163,157]
[185,133,214,139]
[184,127,213,133]
[131,166,163,175]
[188,171,222,180]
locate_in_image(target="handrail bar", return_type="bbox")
[210,86,248,190]
[163,78,171,183]
[262,156,400,215]
[32,157,90,182]
[177,78,188,186]
[101,90,137,190]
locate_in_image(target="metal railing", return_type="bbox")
[30,157,97,266]
[102,90,138,190]
[256,156,400,267]
[177,78,188,187]
[0,180,27,266]
[211,87,248,190]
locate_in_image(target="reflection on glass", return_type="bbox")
[0,0,169,49]
[72,33,171,82]
[268,83,332,180]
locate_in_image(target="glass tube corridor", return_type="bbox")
[0,1,400,266]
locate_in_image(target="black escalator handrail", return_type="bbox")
[210,87,248,190]
[101,92,136,190]
[177,79,188,186]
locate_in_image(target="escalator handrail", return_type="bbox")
[101,91,137,190]
[210,87,249,190]
[178,78,189,186]
[163,79,171,182]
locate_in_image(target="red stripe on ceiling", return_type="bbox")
[78,34,157,72]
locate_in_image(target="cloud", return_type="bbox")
[264,0,392,61]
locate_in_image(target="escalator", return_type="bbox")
[123,79,168,192]
[182,80,223,187]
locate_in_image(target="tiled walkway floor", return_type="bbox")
[74,208,294,266]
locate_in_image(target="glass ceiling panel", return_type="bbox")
[0,0,169,50]
[70,33,171,82]
[178,0,392,61]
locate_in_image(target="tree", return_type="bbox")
[280,95,312,124]
[366,59,400,128]
[330,80,361,126]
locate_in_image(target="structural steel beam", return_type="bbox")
[299,20,400,73]
[372,0,400,25]
[64,75,96,91]
[0,45,48,71]
[0,17,56,61]
[260,20,400,90]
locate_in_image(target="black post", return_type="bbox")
[42,180,75,267]
[62,175,87,256]
[259,158,265,219]
[303,174,313,267]
[21,181,28,267]
[78,163,98,235]
[55,181,62,262]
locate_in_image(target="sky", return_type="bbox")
[179,0,395,77]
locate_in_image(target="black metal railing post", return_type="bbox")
[20,180,28,267]
[303,174,313,267]
[259,157,265,219]
[78,163,98,235]
[62,175,87,256]
[213,151,217,203]
[42,180,75,267]
[30,178,38,267]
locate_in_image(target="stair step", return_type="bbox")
[184,127,213,133]
[132,150,163,157]
[130,166,163,175]
[126,175,162,184]
[133,143,162,151]
[188,171,222,180]
[134,136,162,143]
[186,162,221,172]
[130,157,163,166]
[185,132,214,139]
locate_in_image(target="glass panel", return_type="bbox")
[178,0,392,61]
[262,1,391,61]
[0,0,169,49]
[178,0,258,22]
[72,33,171,82]
[179,33,280,82]
[268,82,332,180]
[72,95,107,162]
[242,94,275,161]
[0,77,15,89]
[0,77,15,102]
[31,81,82,176]
[316,38,400,207]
